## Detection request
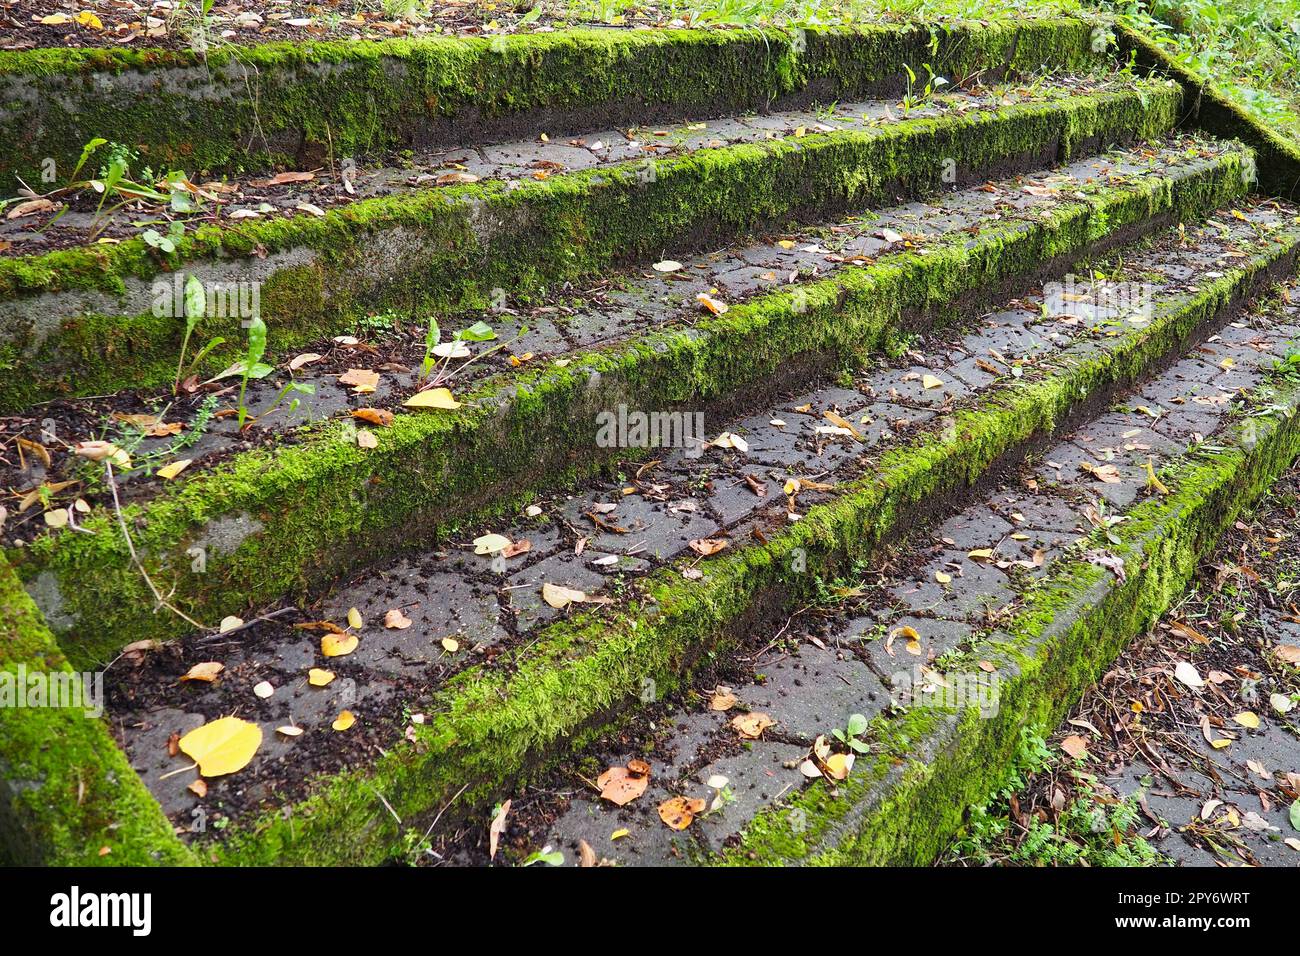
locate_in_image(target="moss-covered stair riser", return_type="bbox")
[0,81,1180,410]
[0,552,194,866]
[719,368,1300,866]
[13,146,1251,664]
[208,226,1299,865]
[0,20,1108,187]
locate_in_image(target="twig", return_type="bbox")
[105,462,204,630]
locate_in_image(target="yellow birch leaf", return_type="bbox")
[404,388,461,410]
[321,633,359,657]
[179,716,262,776]
[332,710,356,731]
[156,459,193,480]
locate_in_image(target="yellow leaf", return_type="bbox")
[347,607,363,629]
[1211,738,1232,749]
[75,10,103,28]
[922,374,944,389]
[778,240,795,250]
[1231,711,1260,729]
[441,636,460,653]
[156,459,192,480]
[384,608,412,629]
[308,668,335,687]
[696,292,729,315]
[404,387,461,410]
[332,710,356,731]
[179,716,262,777]
[967,548,994,561]
[321,633,359,657]
[935,571,952,584]
[40,13,71,23]
[610,828,630,841]
[218,615,243,633]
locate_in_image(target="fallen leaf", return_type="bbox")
[338,368,380,393]
[541,582,609,609]
[710,431,749,452]
[658,796,707,830]
[179,716,262,777]
[188,778,207,798]
[253,680,274,699]
[308,668,335,687]
[489,799,511,860]
[473,533,512,555]
[156,459,192,480]
[652,260,682,273]
[404,388,461,410]
[74,440,130,468]
[332,710,356,731]
[347,607,363,630]
[1060,735,1089,759]
[352,408,394,427]
[1231,711,1260,730]
[288,352,322,371]
[441,636,460,653]
[180,662,224,683]
[321,633,359,657]
[689,537,728,557]
[598,763,650,806]
[384,608,412,630]
[731,712,775,739]
[219,615,243,633]
[7,197,54,219]
[1174,661,1205,689]
[578,839,597,867]
[356,429,378,449]
[696,292,728,315]
[710,688,738,711]
[922,374,944,390]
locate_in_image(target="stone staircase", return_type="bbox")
[2,16,1298,866]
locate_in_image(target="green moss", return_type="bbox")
[0,20,1105,188]
[205,212,1291,866]
[0,553,195,866]
[10,141,1249,667]
[0,79,1180,410]
[721,377,1300,867]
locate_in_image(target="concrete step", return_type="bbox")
[71,196,1300,865]
[520,287,1300,867]
[0,74,1181,409]
[6,135,1251,661]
